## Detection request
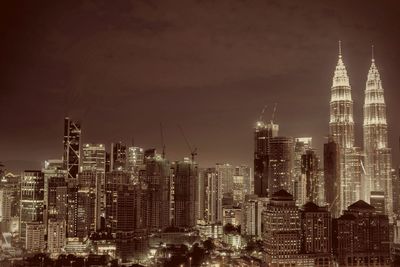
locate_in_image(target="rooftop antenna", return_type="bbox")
[271,103,278,123]
[160,123,166,159]
[371,44,375,63]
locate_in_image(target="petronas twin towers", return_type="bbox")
[329,41,392,218]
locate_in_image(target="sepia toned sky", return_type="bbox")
[1,0,399,171]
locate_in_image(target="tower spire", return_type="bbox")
[338,40,342,59]
[371,44,375,63]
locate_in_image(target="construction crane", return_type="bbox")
[271,103,278,123]
[258,105,268,123]
[178,125,197,162]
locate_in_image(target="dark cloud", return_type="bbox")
[0,0,399,171]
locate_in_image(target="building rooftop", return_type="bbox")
[348,200,375,211]
[271,189,293,200]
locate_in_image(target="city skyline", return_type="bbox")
[1,1,400,171]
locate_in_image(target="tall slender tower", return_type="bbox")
[363,46,392,218]
[329,42,361,214]
[329,41,354,149]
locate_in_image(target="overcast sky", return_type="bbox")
[1,0,399,171]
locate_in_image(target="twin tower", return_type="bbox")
[329,41,392,217]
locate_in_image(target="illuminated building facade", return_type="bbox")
[254,121,279,197]
[293,137,312,206]
[215,163,234,195]
[324,138,340,218]
[263,190,301,262]
[82,143,106,172]
[172,158,198,228]
[63,117,81,180]
[20,170,44,240]
[198,167,222,224]
[140,149,171,231]
[241,194,263,239]
[301,202,331,255]
[363,51,393,218]
[268,136,294,195]
[329,42,362,214]
[111,142,127,171]
[333,200,391,266]
[301,150,319,205]
[47,219,66,254]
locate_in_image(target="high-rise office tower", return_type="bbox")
[77,171,101,236]
[81,143,106,221]
[82,144,106,172]
[263,190,301,263]
[25,222,45,253]
[333,200,391,265]
[254,120,279,197]
[47,176,68,221]
[370,191,385,215]
[268,136,294,195]
[241,194,263,239]
[111,142,127,171]
[63,117,81,180]
[172,158,198,228]
[301,202,332,255]
[42,159,66,234]
[293,138,312,205]
[363,49,393,218]
[105,170,131,231]
[105,170,145,234]
[215,163,235,195]
[232,173,244,205]
[324,138,340,217]
[127,146,144,173]
[20,170,44,240]
[47,219,66,254]
[198,168,222,224]
[66,181,78,237]
[140,149,171,231]
[235,165,252,197]
[105,173,149,264]
[329,42,362,214]
[301,150,319,205]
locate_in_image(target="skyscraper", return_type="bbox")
[301,150,319,204]
[329,42,354,150]
[215,163,235,195]
[111,142,127,171]
[324,138,340,218]
[268,136,294,195]
[63,117,81,180]
[140,149,171,231]
[363,48,393,218]
[333,200,391,266]
[329,42,362,214]
[301,202,332,255]
[293,137,312,205]
[20,170,44,240]
[198,167,222,224]
[82,143,106,172]
[253,120,279,197]
[172,158,198,228]
[263,190,301,264]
